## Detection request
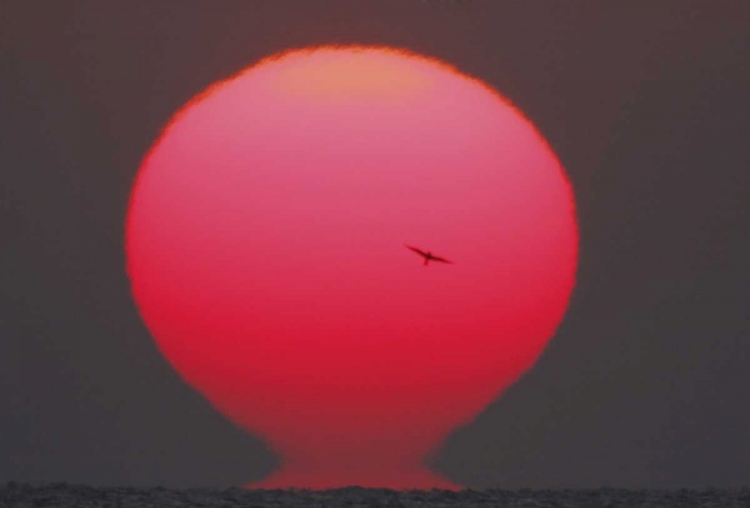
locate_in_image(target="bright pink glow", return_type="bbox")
[125,46,578,490]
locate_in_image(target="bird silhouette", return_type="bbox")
[405,245,453,266]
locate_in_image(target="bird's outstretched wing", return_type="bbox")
[430,255,453,264]
[405,245,428,258]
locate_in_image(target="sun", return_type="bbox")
[125,44,578,489]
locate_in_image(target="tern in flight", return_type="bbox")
[405,245,453,266]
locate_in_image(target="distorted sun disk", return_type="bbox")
[125,45,578,490]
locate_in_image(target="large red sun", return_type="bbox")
[125,45,578,490]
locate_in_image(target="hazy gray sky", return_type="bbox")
[1,0,749,489]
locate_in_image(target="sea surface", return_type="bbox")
[2,483,749,507]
